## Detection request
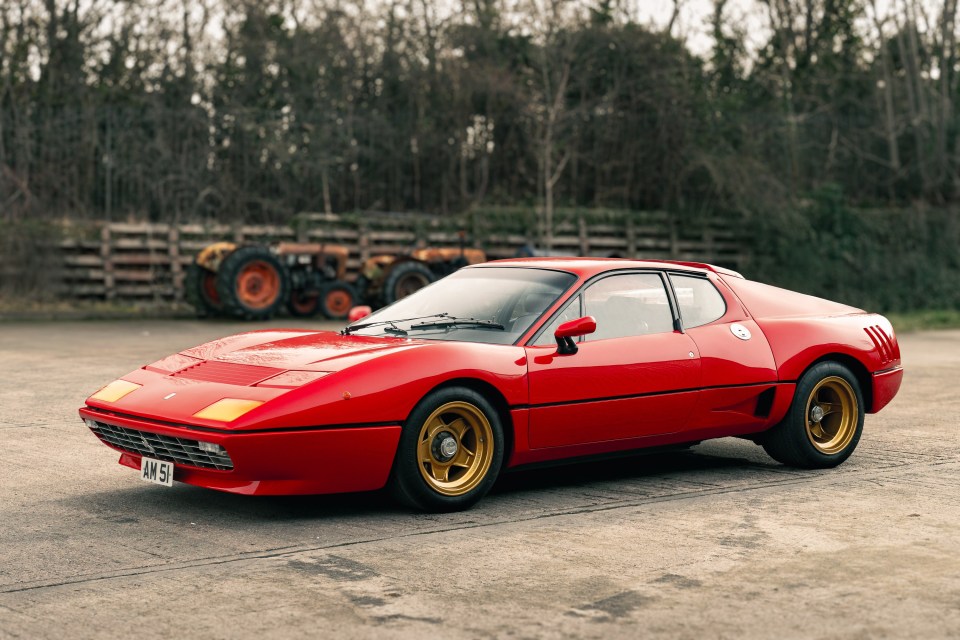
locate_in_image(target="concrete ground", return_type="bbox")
[0,320,957,639]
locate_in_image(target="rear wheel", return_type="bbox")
[390,387,504,512]
[318,281,358,320]
[382,261,435,306]
[761,361,864,468]
[216,246,290,320]
[184,263,223,317]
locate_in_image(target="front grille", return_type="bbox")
[88,421,234,470]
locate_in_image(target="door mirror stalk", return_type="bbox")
[554,316,597,355]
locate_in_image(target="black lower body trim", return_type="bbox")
[510,380,791,411]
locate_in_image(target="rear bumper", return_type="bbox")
[79,406,401,496]
[869,366,903,414]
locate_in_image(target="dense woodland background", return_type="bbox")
[1,0,959,310]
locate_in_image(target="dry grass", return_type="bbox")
[887,309,960,333]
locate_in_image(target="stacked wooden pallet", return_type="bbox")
[57,212,748,301]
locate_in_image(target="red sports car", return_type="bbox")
[80,258,903,511]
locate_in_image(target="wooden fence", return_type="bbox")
[57,212,749,301]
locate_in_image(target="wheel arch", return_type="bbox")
[801,353,874,412]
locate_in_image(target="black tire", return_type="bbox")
[216,245,290,320]
[761,361,865,468]
[390,387,505,512]
[382,261,435,306]
[318,280,358,320]
[354,275,371,306]
[184,263,223,317]
[286,290,321,318]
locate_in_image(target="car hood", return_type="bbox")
[82,330,441,429]
[180,329,426,372]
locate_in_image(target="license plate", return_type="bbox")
[140,456,174,487]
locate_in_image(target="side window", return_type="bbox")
[584,274,674,341]
[670,274,727,328]
[533,295,582,346]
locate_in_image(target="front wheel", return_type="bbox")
[761,361,864,468]
[390,387,504,512]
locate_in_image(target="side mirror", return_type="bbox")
[554,316,596,355]
[348,305,372,323]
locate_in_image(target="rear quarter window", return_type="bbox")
[670,274,726,328]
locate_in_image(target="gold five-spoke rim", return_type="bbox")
[417,401,494,496]
[805,376,858,455]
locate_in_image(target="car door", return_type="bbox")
[668,272,779,433]
[524,272,701,449]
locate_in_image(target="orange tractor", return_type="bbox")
[185,242,357,320]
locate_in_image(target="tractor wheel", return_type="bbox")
[184,263,223,317]
[216,246,290,320]
[318,281,358,320]
[354,275,371,306]
[382,261,435,306]
[286,290,321,318]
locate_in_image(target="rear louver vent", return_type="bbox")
[172,360,283,386]
[864,326,894,365]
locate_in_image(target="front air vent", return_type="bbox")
[172,360,283,386]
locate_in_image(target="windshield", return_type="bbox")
[346,267,577,344]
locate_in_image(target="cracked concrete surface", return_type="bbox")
[0,320,958,638]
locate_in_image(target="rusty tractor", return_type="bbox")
[184,241,357,320]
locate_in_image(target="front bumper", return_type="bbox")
[79,406,402,495]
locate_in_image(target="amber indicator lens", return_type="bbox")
[90,380,142,403]
[193,398,264,422]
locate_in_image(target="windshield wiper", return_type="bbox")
[342,313,449,335]
[407,317,505,331]
[382,325,408,336]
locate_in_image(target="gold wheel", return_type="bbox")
[416,401,495,496]
[805,376,858,455]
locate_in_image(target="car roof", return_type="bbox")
[472,257,742,280]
